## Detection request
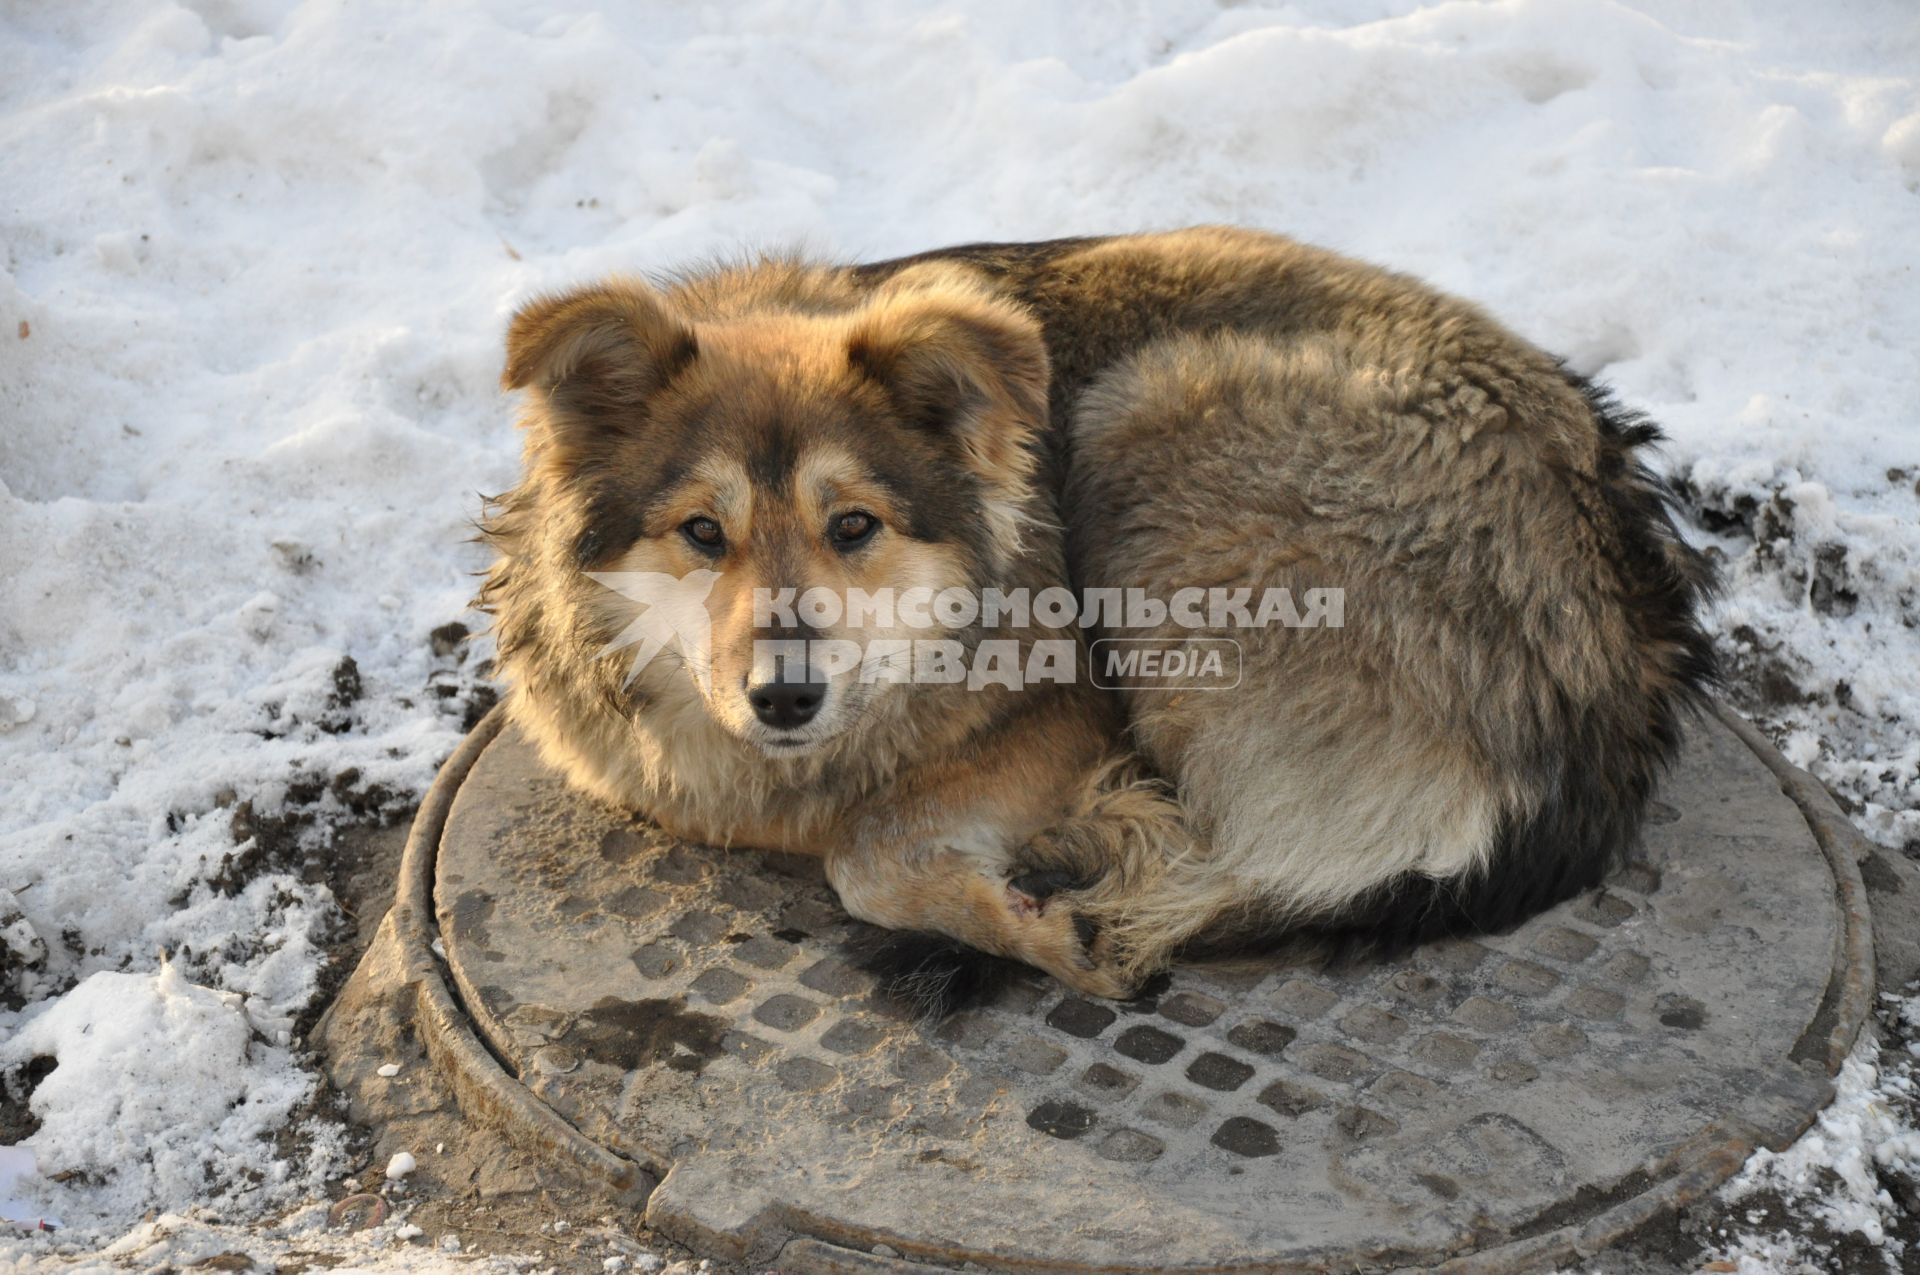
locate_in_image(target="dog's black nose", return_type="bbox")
[748,674,824,729]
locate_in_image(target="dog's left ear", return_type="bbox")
[501,279,699,427]
[847,290,1049,564]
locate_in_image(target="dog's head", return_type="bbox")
[501,269,1049,756]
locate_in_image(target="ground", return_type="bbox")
[1,1,1917,1271]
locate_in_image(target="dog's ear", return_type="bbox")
[502,280,698,419]
[847,290,1049,562]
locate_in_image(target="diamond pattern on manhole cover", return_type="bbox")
[427,715,1855,1270]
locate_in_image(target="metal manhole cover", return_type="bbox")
[411,709,1870,1272]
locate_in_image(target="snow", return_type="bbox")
[384,1152,416,1181]
[0,959,342,1234]
[1,0,1916,1267]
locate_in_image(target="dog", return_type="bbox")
[477,227,1715,1006]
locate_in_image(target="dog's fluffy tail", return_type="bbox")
[1362,377,1716,943]
[1096,375,1720,973]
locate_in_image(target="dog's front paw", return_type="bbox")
[1000,878,1138,999]
[1052,922,1141,1001]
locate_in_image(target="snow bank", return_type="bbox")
[0,960,339,1233]
[1,0,1915,1252]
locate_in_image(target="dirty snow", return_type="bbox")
[1694,985,1920,1273]
[0,958,342,1235]
[0,1204,693,1275]
[1,0,1916,1267]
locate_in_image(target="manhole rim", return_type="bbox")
[391,707,652,1197]
[392,704,1875,1274]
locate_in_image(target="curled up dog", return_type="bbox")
[477,228,1715,1008]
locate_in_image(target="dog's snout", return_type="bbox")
[749,672,825,729]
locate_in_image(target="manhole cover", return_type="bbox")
[403,708,1871,1272]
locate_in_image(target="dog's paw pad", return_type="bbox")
[1006,869,1091,910]
[1071,911,1101,953]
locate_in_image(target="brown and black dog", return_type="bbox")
[479,227,1715,1005]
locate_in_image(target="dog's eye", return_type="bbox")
[681,517,724,551]
[830,511,879,547]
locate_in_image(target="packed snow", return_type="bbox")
[1,0,1915,1268]
[0,958,340,1234]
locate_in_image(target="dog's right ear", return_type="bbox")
[501,281,698,417]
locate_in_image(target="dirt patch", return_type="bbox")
[0,1053,55,1144]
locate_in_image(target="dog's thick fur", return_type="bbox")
[479,227,1715,1002]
